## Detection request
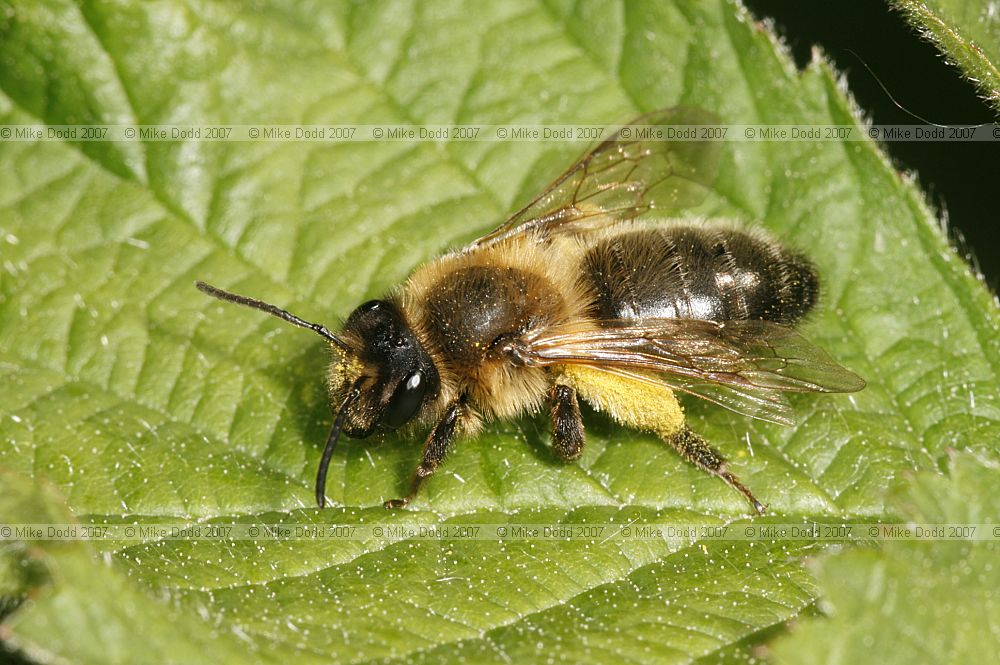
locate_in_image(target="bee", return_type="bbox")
[196,108,864,514]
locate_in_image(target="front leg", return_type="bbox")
[384,398,467,509]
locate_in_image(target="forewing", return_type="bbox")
[470,107,722,249]
[525,319,865,426]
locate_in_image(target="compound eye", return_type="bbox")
[383,370,427,429]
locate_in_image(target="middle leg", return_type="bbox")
[549,384,585,461]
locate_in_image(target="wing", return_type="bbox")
[523,319,866,427]
[469,107,722,249]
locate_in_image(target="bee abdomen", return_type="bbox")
[580,225,818,325]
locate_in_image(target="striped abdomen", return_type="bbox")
[579,224,818,325]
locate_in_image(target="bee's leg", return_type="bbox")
[549,384,585,461]
[384,399,466,509]
[667,426,766,515]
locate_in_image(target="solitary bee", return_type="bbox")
[197,108,864,514]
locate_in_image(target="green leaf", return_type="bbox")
[771,453,1000,664]
[1,1,998,663]
[0,469,262,663]
[890,0,1000,111]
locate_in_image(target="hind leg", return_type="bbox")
[666,426,766,514]
[558,365,765,514]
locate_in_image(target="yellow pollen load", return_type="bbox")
[328,356,363,387]
[559,365,686,440]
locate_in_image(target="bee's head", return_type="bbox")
[333,299,439,438]
[194,282,439,508]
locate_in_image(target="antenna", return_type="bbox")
[315,378,364,508]
[843,48,981,129]
[195,281,350,352]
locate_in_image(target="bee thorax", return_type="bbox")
[422,264,563,368]
[402,256,576,421]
